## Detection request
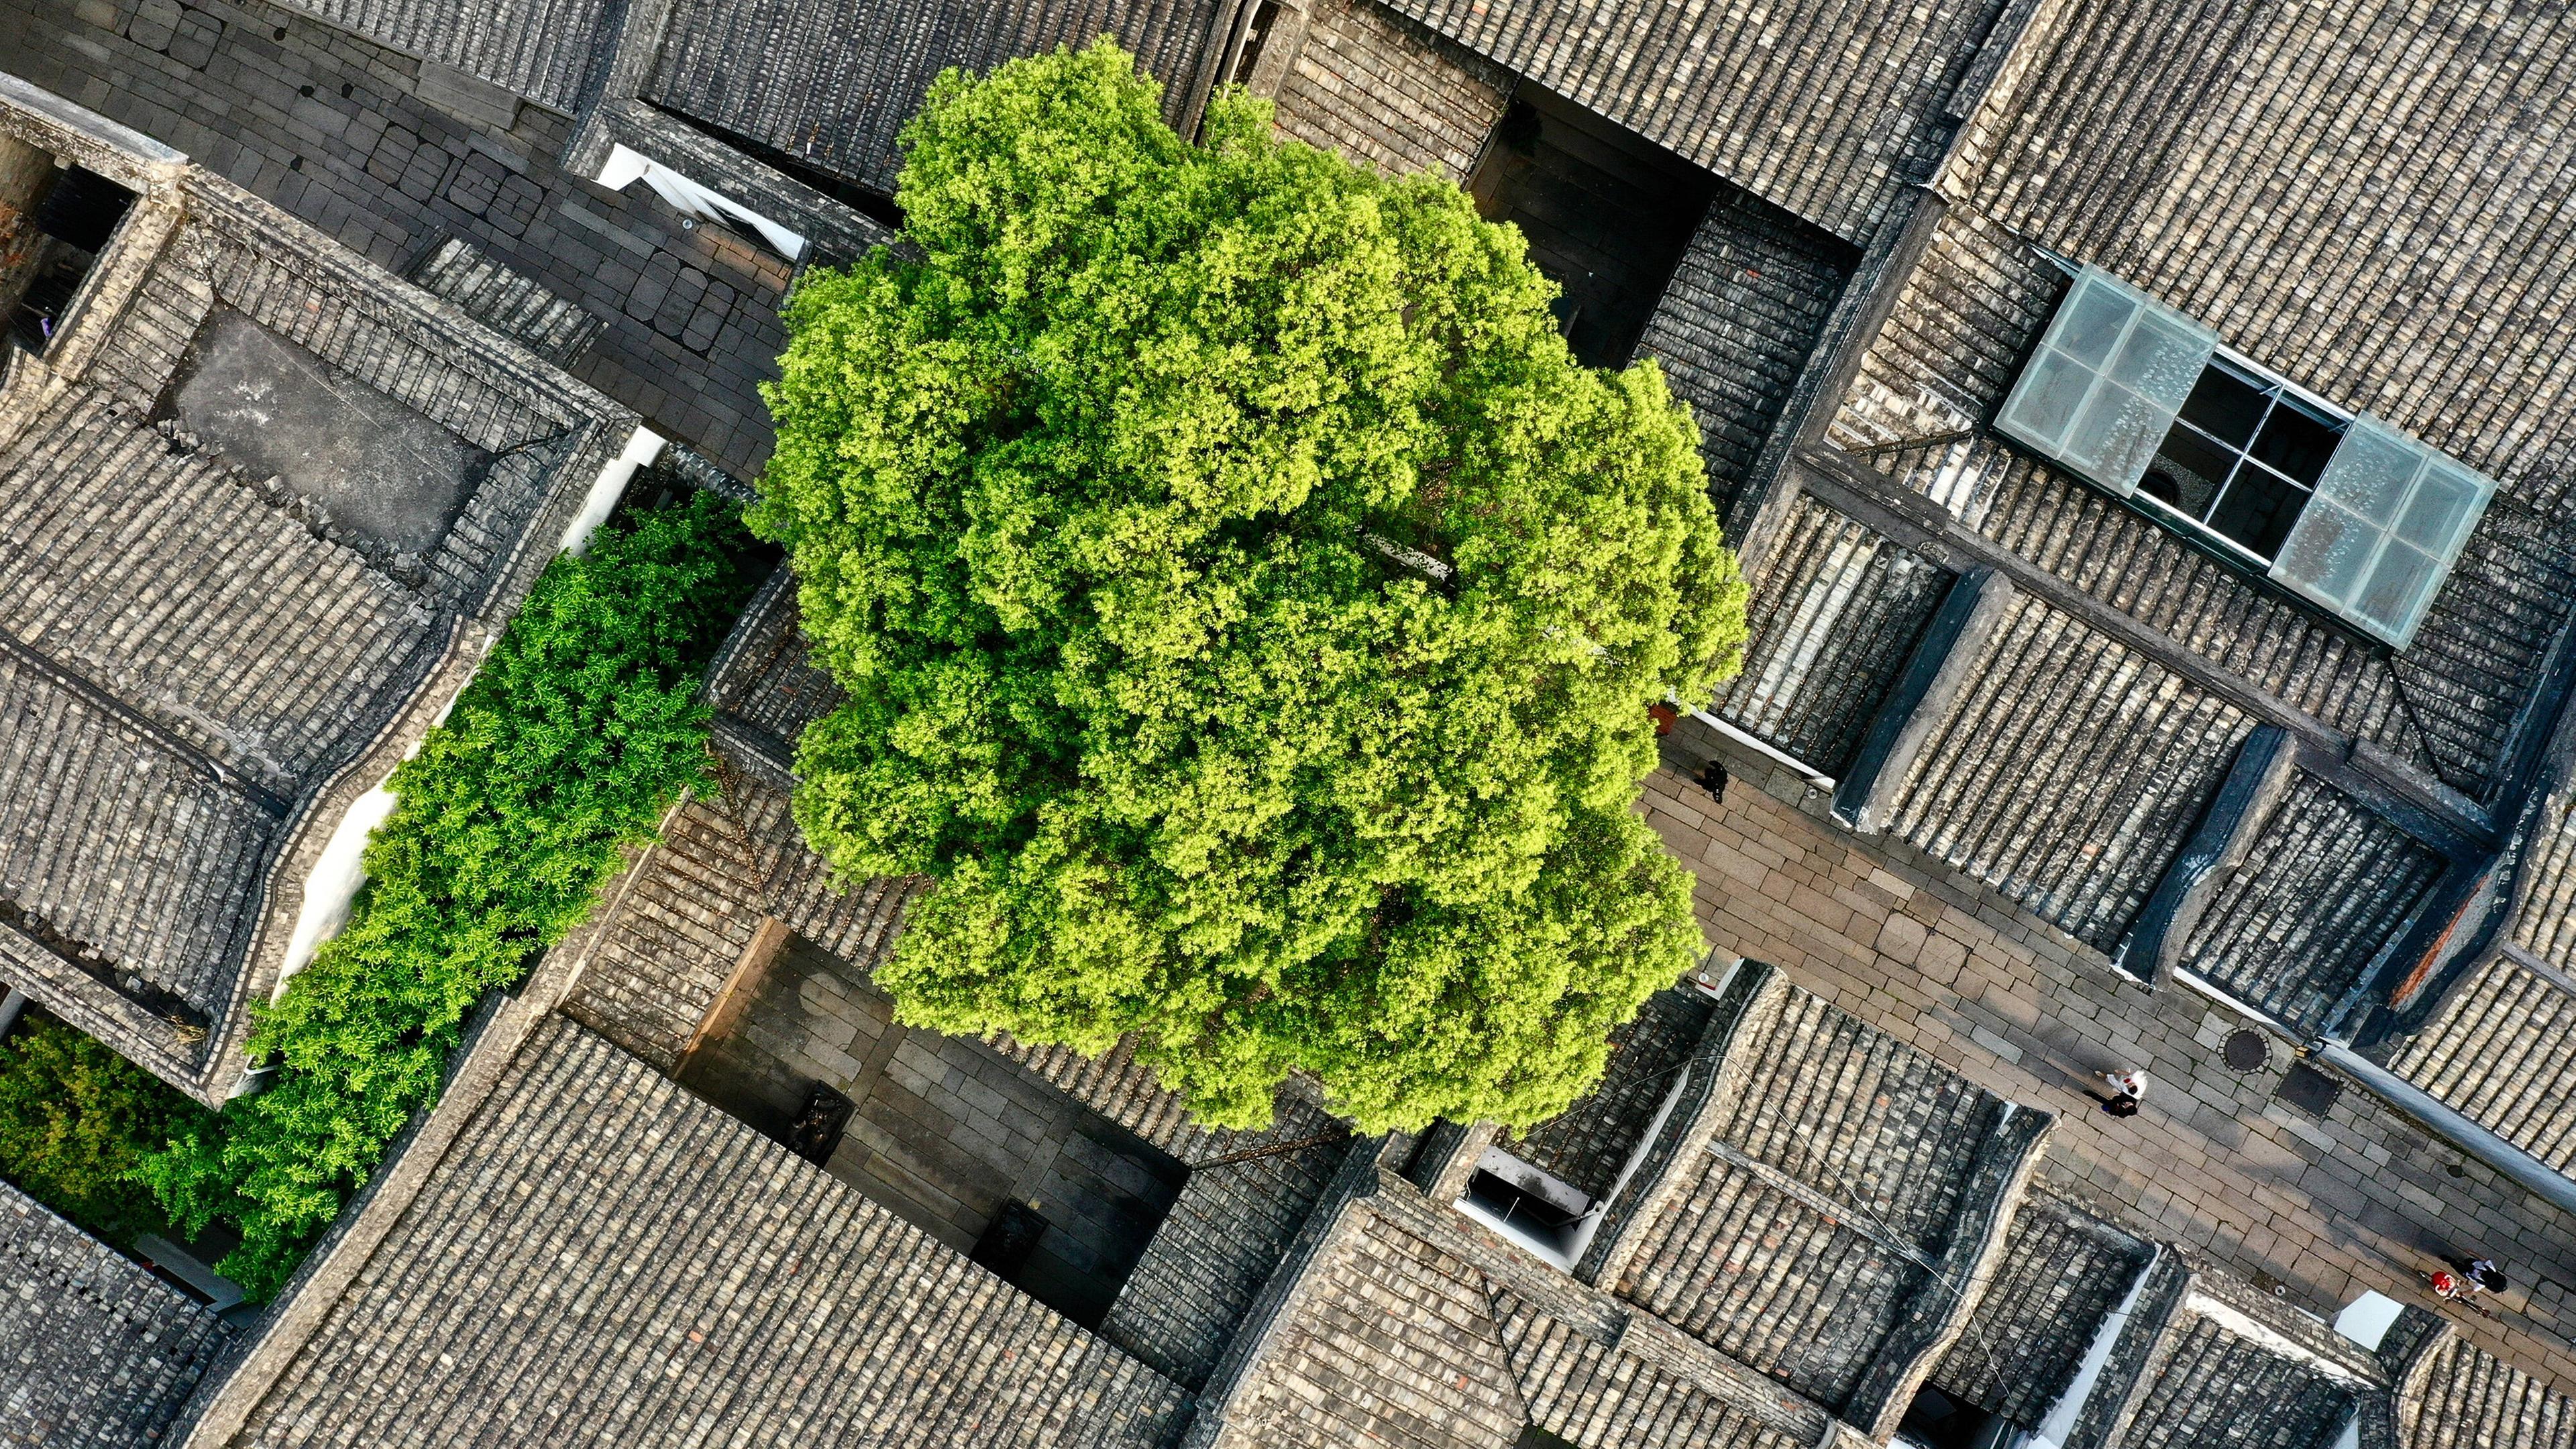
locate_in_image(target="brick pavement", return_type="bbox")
[1654,715,2576,1395]
[13,0,792,477]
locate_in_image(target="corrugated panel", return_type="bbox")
[1934,1193,2150,1426]
[2182,773,2444,1034]
[647,0,1228,197]
[1887,596,2253,951]
[2400,1334,2576,1449]
[1379,0,2010,244]
[1957,0,2576,497]
[1636,188,1853,517]
[281,0,612,109]
[1711,494,1949,777]
[232,1016,1192,1447]
[2390,954,2576,1173]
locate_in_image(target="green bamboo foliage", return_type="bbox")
[138,496,757,1298]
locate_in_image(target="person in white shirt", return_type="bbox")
[2091,1068,2146,1117]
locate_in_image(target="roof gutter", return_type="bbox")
[2313,1042,2576,1219]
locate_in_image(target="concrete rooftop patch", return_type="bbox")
[169,308,489,555]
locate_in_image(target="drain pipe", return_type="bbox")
[2314,1042,2576,1219]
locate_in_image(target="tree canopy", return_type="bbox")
[753,42,1747,1134]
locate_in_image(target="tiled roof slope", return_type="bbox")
[1194,1183,1818,1449]
[2390,948,2576,1173]
[1499,985,1713,1201]
[1633,188,1854,517]
[1266,0,1506,184]
[1376,0,2012,243]
[274,0,612,110]
[0,1179,230,1448]
[410,236,602,366]
[1830,0,2576,803]
[2114,1307,2359,1449]
[0,382,437,803]
[2385,780,2576,1171]
[0,91,633,1099]
[215,1014,1191,1449]
[645,0,1230,198]
[1884,593,2254,952]
[1833,225,2576,804]
[1949,0,2576,497]
[1933,1187,2153,1428]
[2401,1332,2576,1449]
[1711,492,1950,777]
[2181,773,2445,1035]
[1615,985,2019,1409]
[1100,1092,1352,1390]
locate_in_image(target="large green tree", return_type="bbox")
[755,42,1746,1134]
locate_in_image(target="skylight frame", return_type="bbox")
[1994,260,2496,651]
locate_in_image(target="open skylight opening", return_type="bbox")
[1994,264,2493,649]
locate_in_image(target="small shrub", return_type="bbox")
[139,494,758,1299]
[0,1012,213,1246]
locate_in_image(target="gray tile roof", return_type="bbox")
[1499,986,1713,1203]
[0,83,636,1099]
[1949,0,2576,496]
[277,0,614,111]
[1933,1188,2153,1428]
[1375,0,2008,244]
[1613,984,2015,1410]
[1099,1096,1354,1391]
[0,1179,230,1448]
[2390,947,2576,1173]
[643,0,1232,198]
[1884,593,2255,952]
[409,236,603,366]
[1712,492,1949,777]
[1265,0,1507,184]
[213,1013,1191,1448]
[1633,188,1854,514]
[1196,1181,1820,1449]
[2400,1330,2576,1449]
[2182,773,2446,1034]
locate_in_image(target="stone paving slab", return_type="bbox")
[1655,716,2576,1397]
[12,0,794,478]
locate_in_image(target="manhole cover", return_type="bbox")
[2275,1062,2343,1118]
[2222,1028,2270,1072]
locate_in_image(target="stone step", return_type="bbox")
[408,236,600,367]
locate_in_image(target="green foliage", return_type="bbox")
[140,495,756,1299]
[754,43,1747,1135]
[0,1012,213,1245]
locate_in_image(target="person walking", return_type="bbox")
[2090,1067,2146,1118]
[2457,1256,2509,1295]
